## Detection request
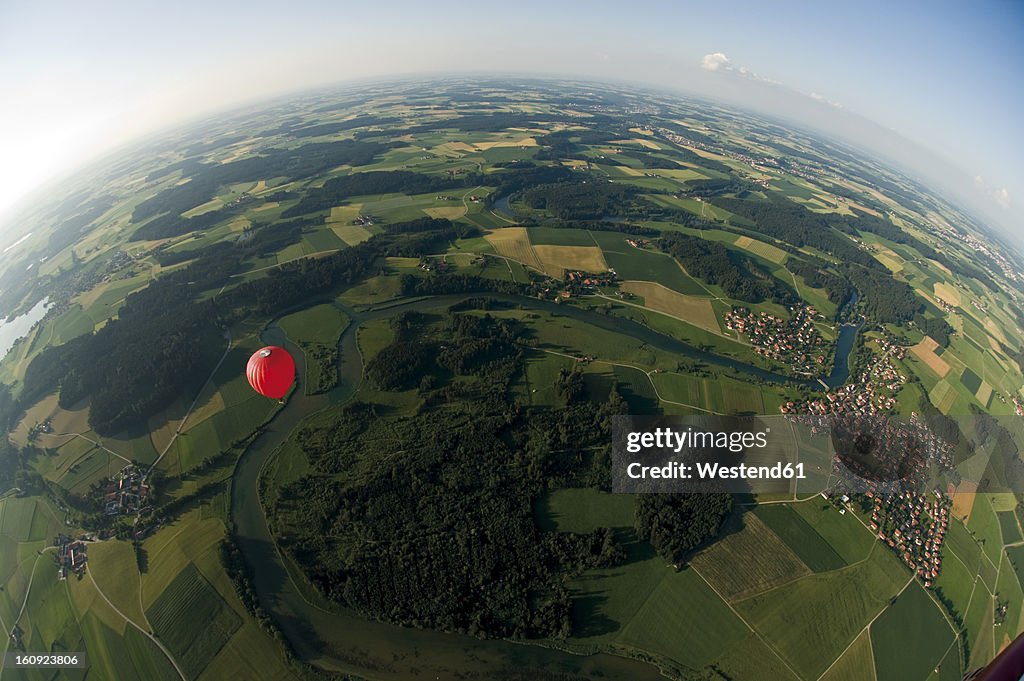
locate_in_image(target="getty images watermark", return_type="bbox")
[611,414,1024,496]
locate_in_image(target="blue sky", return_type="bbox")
[1,0,1020,235]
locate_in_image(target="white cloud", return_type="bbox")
[996,187,1010,209]
[699,52,779,84]
[701,52,732,72]
[974,176,1012,210]
[809,92,843,109]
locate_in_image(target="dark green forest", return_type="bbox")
[271,309,637,638]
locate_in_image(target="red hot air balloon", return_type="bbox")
[246,346,295,400]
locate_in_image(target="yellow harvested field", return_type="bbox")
[984,318,1009,346]
[327,204,362,224]
[621,281,720,332]
[89,540,148,627]
[990,494,1018,512]
[934,282,962,307]
[48,398,90,435]
[615,166,645,176]
[734,235,786,264]
[929,258,952,277]
[532,245,608,278]
[384,257,420,270]
[181,197,224,218]
[976,381,993,407]
[228,218,251,232]
[435,141,476,155]
[219,144,255,164]
[929,380,957,414]
[422,206,468,219]
[615,138,661,150]
[652,168,707,181]
[148,410,179,455]
[252,202,279,212]
[183,390,227,434]
[473,137,537,150]
[66,566,129,635]
[141,510,226,609]
[10,393,60,446]
[952,480,977,521]
[485,227,544,272]
[910,336,950,377]
[875,252,904,273]
[332,225,373,246]
[250,180,267,194]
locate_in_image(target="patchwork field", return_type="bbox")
[934,282,962,307]
[735,546,907,680]
[620,281,719,332]
[591,232,707,295]
[691,511,811,601]
[147,563,242,679]
[910,336,951,378]
[754,504,847,572]
[484,227,545,272]
[615,567,750,670]
[929,379,958,413]
[532,244,608,276]
[734,235,787,264]
[422,205,468,219]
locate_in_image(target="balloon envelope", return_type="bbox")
[246,346,295,399]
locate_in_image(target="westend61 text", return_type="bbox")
[626,461,806,480]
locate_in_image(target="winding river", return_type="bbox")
[230,292,858,679]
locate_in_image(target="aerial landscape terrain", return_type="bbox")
[0,77,1022,681]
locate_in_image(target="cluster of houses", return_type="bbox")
[351,214,376,226]
[227,191,256,209]
[651,125,818,183]
[1013,394,1024,418]
[54,533,88,579]
[780,339,907,417]
[529,269,619,301]
[103,465,150,516]
[625,238,651,249]
[953,229,1019,285]
[781,334,964,589]
[25,418,53,442]
[869,490,950,587]
[563,269,617,296]
[417,256,451,273]
[725,304,826,373]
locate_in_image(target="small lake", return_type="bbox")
[826,318,863,388]
[0,297,51,359]
[824,291,863,389]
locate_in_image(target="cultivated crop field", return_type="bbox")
[691,511,811,600]
[147,564,242,679]
[619,281,719,332]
